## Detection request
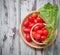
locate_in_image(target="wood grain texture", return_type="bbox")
[20,0,35,55]
[0,0,20,55]
[53,0,60,55]
[0,0,60,55]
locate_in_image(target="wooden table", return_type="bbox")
[0,0,60,55]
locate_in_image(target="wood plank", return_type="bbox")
[53,0,60,55]
[0,0,10,54]
[0,0,20,55]
[20,0,36,55]
[0,0,4,48]
[0,47,2,55]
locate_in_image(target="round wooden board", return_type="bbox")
[19,11,58,49]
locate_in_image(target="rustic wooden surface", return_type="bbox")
[0,0,60,55]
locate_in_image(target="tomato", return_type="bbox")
[28,16,34,22]
[35,33,41,40]
[35,39,40,42]
[42,27,46,30]
[28,23,34,29]
[26,34,32,42]
[37,16,45,23]
[40,36,47,41]
[38,23,45,29]
[37,30,43,35]
[34,19,37,24]
[32,12,38,18]
[23,28,30,33]
[34,26,39,31]
[43,29,49,36]
[37,16,44,23]
[32,32,36,38]
[24,19,29,27]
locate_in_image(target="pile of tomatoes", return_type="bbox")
[23,12,49,42]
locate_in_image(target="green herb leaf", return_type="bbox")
[38,3,58,45]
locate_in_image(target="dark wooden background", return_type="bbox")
[0,0,60,55]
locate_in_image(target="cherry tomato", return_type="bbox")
[37,16,44,23]
[26,34,32,42]
[40,36,47,41]
[32,12,38,18]
[35,33,41,40]
[23,28,30,33]
[37,30,43,35]
[38,23,45,29]
[28,23,34,29]
[28,16,34,22]
[35,39,40,42]
[34,26,39,31]
[32,32,36,38]
[34,19,37,24]
[43,29,49,36]
[24,19,29,27]
[42,27,46,30]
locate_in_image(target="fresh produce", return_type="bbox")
[26,34,32,42]
[23,12,47,42]
[28,16,34,22]
[34,25,40,31]
[38,3,58,45]
[23,28,30,33]
[24,19,29,27]
[28,23,34,29]
[34,19,38,24]
[37,30,43,35]
[37,16,44,23]
[38,23,45,29]
[23,3,58,45]
[32,32,36,38]
[32,12,38,18]
[43,29,49,36]
[32,24,48,42]
[40,35,47,41]
[35,33,41,40]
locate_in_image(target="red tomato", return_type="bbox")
[26,34,32,42]
[32,32,36,38]
[40,36,47,41]
[37,30,43,35]
[24,19,29,27]
[39,23,45,29]
[32,12,38,18]
[23,28,30,33]
[35,33,41,40]
[28,23,34,29]
[43,29,49,36]
[34,19,37,24]
[42,27,46,30]
[35,39,40,42]
[34,26,39,31]
[37,17,44,23]
[37,16,45,23]
[28,16,34,22]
